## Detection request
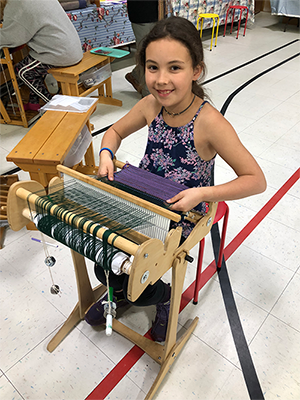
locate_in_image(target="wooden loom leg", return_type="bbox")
[47,249,106,352]
[0,98,12,124]
[4,48,28,128]
[145,318,198,400]
[145,255,199,399]
[0,226,7,249]
[112,254,199,400]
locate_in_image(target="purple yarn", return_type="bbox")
[114,163,189,202]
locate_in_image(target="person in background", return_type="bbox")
[85,17,266,342]
[125,0,158,97]
[0,0,83,111]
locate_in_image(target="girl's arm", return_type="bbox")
[167,105,266,212]
[98,95,158,179]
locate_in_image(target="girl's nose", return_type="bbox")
[157,70,169,85]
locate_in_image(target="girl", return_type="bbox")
[85,16,266,342]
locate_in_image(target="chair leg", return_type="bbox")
[215,16,220,47]
[236,10,242,39]
[210,19,215,51]
[243,9,249,36]
[193,238,205,304]
[216,206,229,270]
[223,9,229,36]
[230,9,235,34]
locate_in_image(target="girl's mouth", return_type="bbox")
[157,89,173,97]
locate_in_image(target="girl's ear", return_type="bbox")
[193,64,203,81]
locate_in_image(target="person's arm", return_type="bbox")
[167,106,266,212]
[0,16,32,49]
[98,96,156,179]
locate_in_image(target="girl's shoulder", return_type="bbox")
[135,94,162,125]
[194,101,237,145]
[196,101,229,131]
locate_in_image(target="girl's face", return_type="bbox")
[145,38,202,112]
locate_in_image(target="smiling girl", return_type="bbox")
[85,16,266,341]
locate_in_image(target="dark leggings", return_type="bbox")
[94,236,186,307]
[14,54,54,104]
[94,265,169,306]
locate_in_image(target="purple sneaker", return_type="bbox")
[85,291,128,326]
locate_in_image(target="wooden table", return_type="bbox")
[48,51,122,107]
[6,103,98,188]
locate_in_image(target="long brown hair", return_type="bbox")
[137,16,208,99]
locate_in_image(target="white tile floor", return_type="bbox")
[0,12,300,400]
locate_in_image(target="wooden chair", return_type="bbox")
[48,50,122,107]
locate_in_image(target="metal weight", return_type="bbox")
[50,284,60,295]
[45,255,56,267]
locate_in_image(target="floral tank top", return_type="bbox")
[139,101,216,238]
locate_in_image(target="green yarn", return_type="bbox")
[29,179,156,271]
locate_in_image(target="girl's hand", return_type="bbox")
[97,152,114,180]
[166,188,202,212]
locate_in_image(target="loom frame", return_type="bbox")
[7,163,218,400]
[0,46,28,128]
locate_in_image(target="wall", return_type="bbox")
[263,0,271,12]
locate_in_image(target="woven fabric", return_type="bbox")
[114,163,189,205]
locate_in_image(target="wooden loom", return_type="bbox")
[7,162,217,399]
[0,46,37,128]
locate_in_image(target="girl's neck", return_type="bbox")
[161,96,204,128]
[163,94,196,117]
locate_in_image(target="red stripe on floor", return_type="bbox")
[224,168,300,260]
[86,168,300,400]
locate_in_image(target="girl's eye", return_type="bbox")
[171,66,180,71]
[147,65,157,71]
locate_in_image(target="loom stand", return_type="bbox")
[48,247,197,400]
[47,250,107,352]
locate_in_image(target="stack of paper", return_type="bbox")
[40,95,98,113]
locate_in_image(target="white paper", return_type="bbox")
[40,95,98,113]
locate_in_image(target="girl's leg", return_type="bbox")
[122,275,170,306]
[95,264,170,307]
[121,276,171,342]
[14,54,54,105]
[86,236,186,338]
[85,264,129,326]
[121,275,171,342]
[92,266,171,342]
